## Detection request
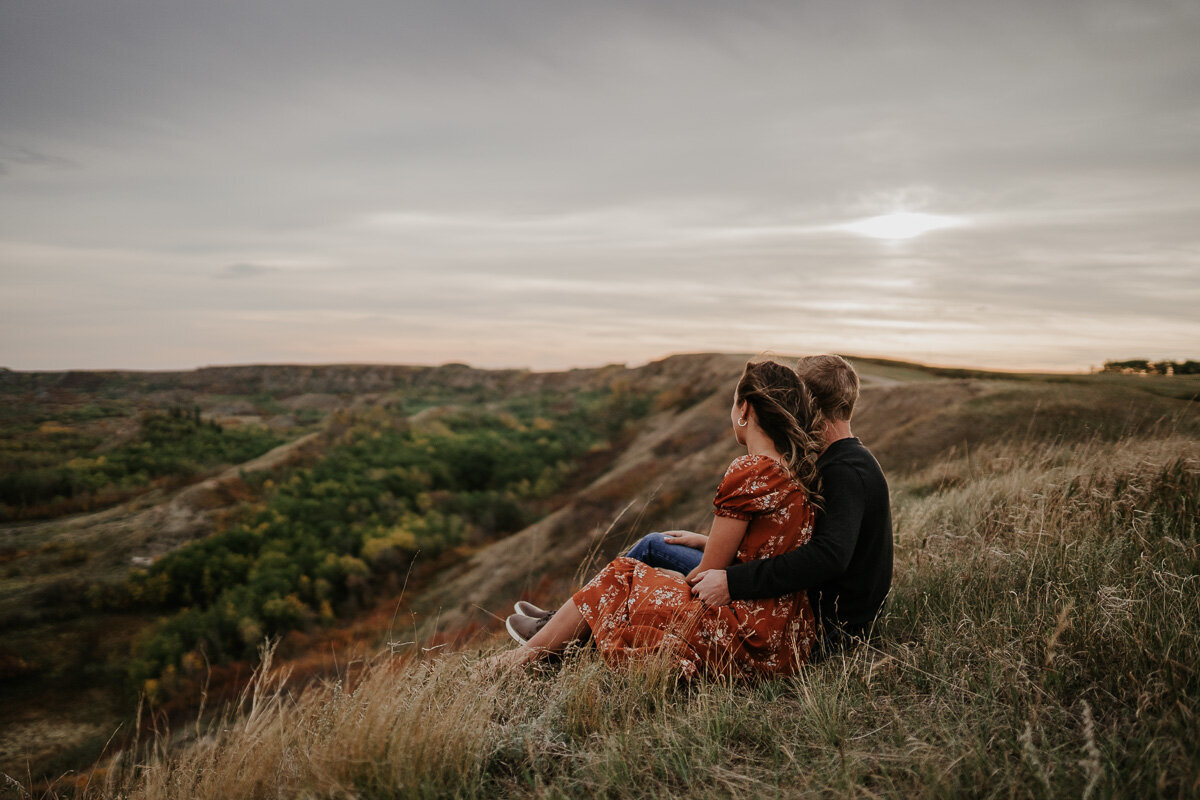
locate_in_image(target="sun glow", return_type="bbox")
[840,211,962,240]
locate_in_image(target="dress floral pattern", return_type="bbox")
[572,454,817,680]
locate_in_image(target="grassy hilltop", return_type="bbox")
[1,354,1197,799]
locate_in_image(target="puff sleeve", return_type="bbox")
[712,455,796,520]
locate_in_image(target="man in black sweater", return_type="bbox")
[689,355,893,656]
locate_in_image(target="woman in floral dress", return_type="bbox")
[484,359,825,680]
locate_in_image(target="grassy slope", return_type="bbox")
[75,429,1199,800]
[7,355,1199,798]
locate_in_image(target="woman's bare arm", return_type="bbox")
[685,515,748,581]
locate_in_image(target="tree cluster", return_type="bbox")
[0,405,283,521]
[1101,359,1200,375]
[103,387,653,700]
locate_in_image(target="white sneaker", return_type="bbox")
[513,600,553,620]
[505,613,548,645]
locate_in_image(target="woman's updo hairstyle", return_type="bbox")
[736,359,825,508]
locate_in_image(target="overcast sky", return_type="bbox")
[2,0,1197,373]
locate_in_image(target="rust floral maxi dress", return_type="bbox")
[572,454,818,680]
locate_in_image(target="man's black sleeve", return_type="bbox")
[725,463,866,600]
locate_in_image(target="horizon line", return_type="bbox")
[3,350,1178,379]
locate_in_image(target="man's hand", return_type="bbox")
[688,569,731,606]
[662,531,708,550]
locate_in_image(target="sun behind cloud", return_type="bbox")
[839,212,964,240]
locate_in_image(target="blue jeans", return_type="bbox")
[625,532,704,574]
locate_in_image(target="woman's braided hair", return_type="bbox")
[736,359,825,509]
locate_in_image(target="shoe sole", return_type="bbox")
[505,615,530,645]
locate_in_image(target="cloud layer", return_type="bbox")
[2,0,1197,371]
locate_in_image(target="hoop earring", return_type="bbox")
[737,418,748,427]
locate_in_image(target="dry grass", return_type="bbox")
[19,431,1190,799]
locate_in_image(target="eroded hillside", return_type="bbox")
[403,363,1200,647]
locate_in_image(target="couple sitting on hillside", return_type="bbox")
[484,355,893,679]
